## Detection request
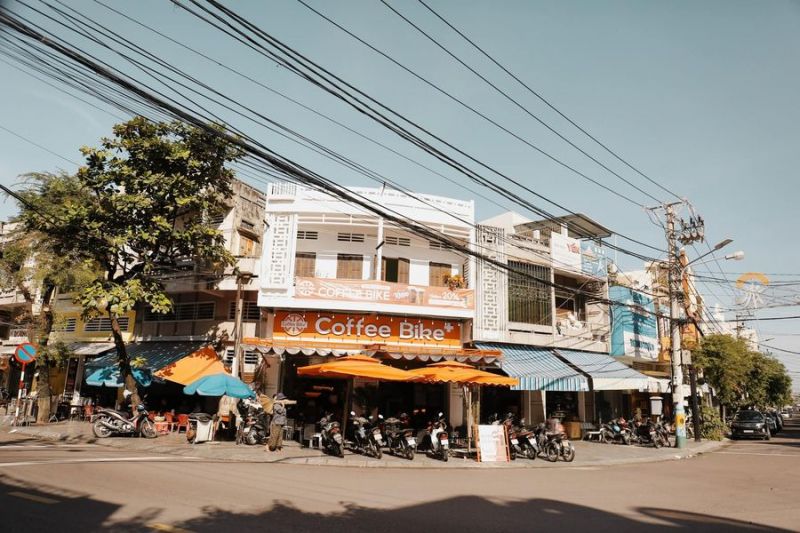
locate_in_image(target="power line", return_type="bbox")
[0,124,80,166]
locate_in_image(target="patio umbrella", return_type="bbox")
[183,373,255,398]
[297,355,421,382]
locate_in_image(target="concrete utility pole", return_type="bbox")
[665,203,688,449]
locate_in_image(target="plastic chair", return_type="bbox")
[82,404,94,421]
[175,414,190,434]
[164,412,177,432]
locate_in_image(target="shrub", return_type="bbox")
[700,405,726,441]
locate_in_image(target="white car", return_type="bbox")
[780,411,790,420]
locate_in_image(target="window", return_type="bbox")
[554,275,586,322]
[429,262,452,287]
[239,234,257,257]
[297,230,319,240]
[295,252,316,278]
[227,301,261,321]
[429,240,450,251]
[240,219,256,232]
[382,257,410,284]
[84,317,130,332]
[54,318,77,333]
[144,302,216,322]
[337,232,365,243]
[224,348,260,366]
[508,261,552,326]
[206,213,225,226]
[385,235,411,247]
[337,254,364,280]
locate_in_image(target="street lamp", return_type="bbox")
[678,239,743,445]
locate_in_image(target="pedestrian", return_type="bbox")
[266,392,295,452]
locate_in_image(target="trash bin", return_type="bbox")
[187,413,215,444]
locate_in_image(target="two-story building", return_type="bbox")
[471,212,649,431]
[249,183,499,432]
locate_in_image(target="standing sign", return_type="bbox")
[13,342,37,424]
[474,424,510,462]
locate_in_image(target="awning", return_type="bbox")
[67,342,116,356]
[647,377,671,394]
[554,349,650,391]
[85,342,208,388]
[243,344,362,357]
[476,343,589,392]
[154,346,227,385]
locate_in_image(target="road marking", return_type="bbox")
[149,523,192,533]
[8,491,59,504]
[0,444,97,450]
[717,451,800,457]
[0,456,197,468]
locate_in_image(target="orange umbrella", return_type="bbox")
[154,346,228,385]
[408,361,518,387]
[297,355,421,382]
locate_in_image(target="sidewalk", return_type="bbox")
[2,420,727,469]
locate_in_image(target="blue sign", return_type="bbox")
[581,241,607,277]
[609,286,659,360]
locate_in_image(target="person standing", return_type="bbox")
[266,392,295,452]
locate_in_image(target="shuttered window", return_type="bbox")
[84,317,130,332]
[382,257,410,284]
[227,301,261,321]
[508,261,552,326]
[295,252,316,278]
[428,262,452,287]
[337,254,364,280]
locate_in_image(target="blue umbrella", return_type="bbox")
[183,373,255,398]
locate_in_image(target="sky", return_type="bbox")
[1,0,799,390]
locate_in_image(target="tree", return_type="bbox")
[19,118,242,407]
[0,172,100,422]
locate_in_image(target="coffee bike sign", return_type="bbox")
[274,311,462,348]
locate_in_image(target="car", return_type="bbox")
[730,410,770,440]
[780,411,790,420]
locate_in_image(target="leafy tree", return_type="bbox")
[19,118,242,407]
[0,172,100,422]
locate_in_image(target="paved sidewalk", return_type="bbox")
[2,420,726,469]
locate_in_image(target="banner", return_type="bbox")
[550,232,581,272]
[609,286,659,360]
[273,311,463,348]
[581,241,607,278]
[293,277,474,310]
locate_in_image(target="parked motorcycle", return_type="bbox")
[515,418,539,460]
[544,431,576,462]
[501,413,523,460]
[655,420,671,447]
[384,413,416,460]
[236,398,268,445]
[632,419,662,448]
[600,417,633,445]
[320,413,345,458]
[92,404,156,438]
[350,411,384,459]
[425,412,449,462]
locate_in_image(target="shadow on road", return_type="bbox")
[0,473,789,533]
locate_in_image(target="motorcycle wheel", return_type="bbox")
[140,419,157,439]
[406,447,415,460]
[562,443,575,462]
[509,447,516,461]
[623,433,632,446]
[92,417,112,438]
[525,444,537,460]
[545,443,559,462]
[246,432,259,446]
[653,436,661,449]
[601,430,613,444]
[334,442,344,458]
[441,450,448,462]
[373,442,382,459]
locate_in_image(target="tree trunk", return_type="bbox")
[34,286,56,424]
[109,312,140,408]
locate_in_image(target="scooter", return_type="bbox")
[543,431,576,462]
[600,417,633,445]
[501,413,523,460]
[350,411,383,459]
[632,419,662,448]
[515,418,539,460]
[236,398,268,445]
[320,413,345,458]
[426,412,449,462]
[384,413,416,460]
[92,404,156,439]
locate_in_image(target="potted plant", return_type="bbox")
[443,274,465,290]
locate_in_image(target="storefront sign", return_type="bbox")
[609,286,659,360]
[293,277,474,310]
[581,241,607,278]
[475,424,510,462]
[274,311,463,347]
[550,232,582,272]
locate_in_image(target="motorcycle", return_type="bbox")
[92,404,156,439]
[500,413,523,460]
[319,413,345,458]
[544,431,576,462]
[655,420,671,447]
[350,411,384,459]
[236,398,268,446]
[515,418,539,460]
[426,412,449,462]
[632,419,661,448]
[600,417,633,445]
[384,413,416,460]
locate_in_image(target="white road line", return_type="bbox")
[0,444,98,450]
[717,451,800,457]
[0,456,198,468]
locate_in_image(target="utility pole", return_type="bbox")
[664,203,688,449]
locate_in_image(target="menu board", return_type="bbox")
[475,424,510,462]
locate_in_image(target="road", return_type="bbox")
[0,419,798,532]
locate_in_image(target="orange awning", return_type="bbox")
[408,361,518,387]
[154,346,228,385]
[297,355,421,382]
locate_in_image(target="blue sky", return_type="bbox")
[1,0,799,389]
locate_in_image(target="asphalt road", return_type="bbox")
[1,419,798,533]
